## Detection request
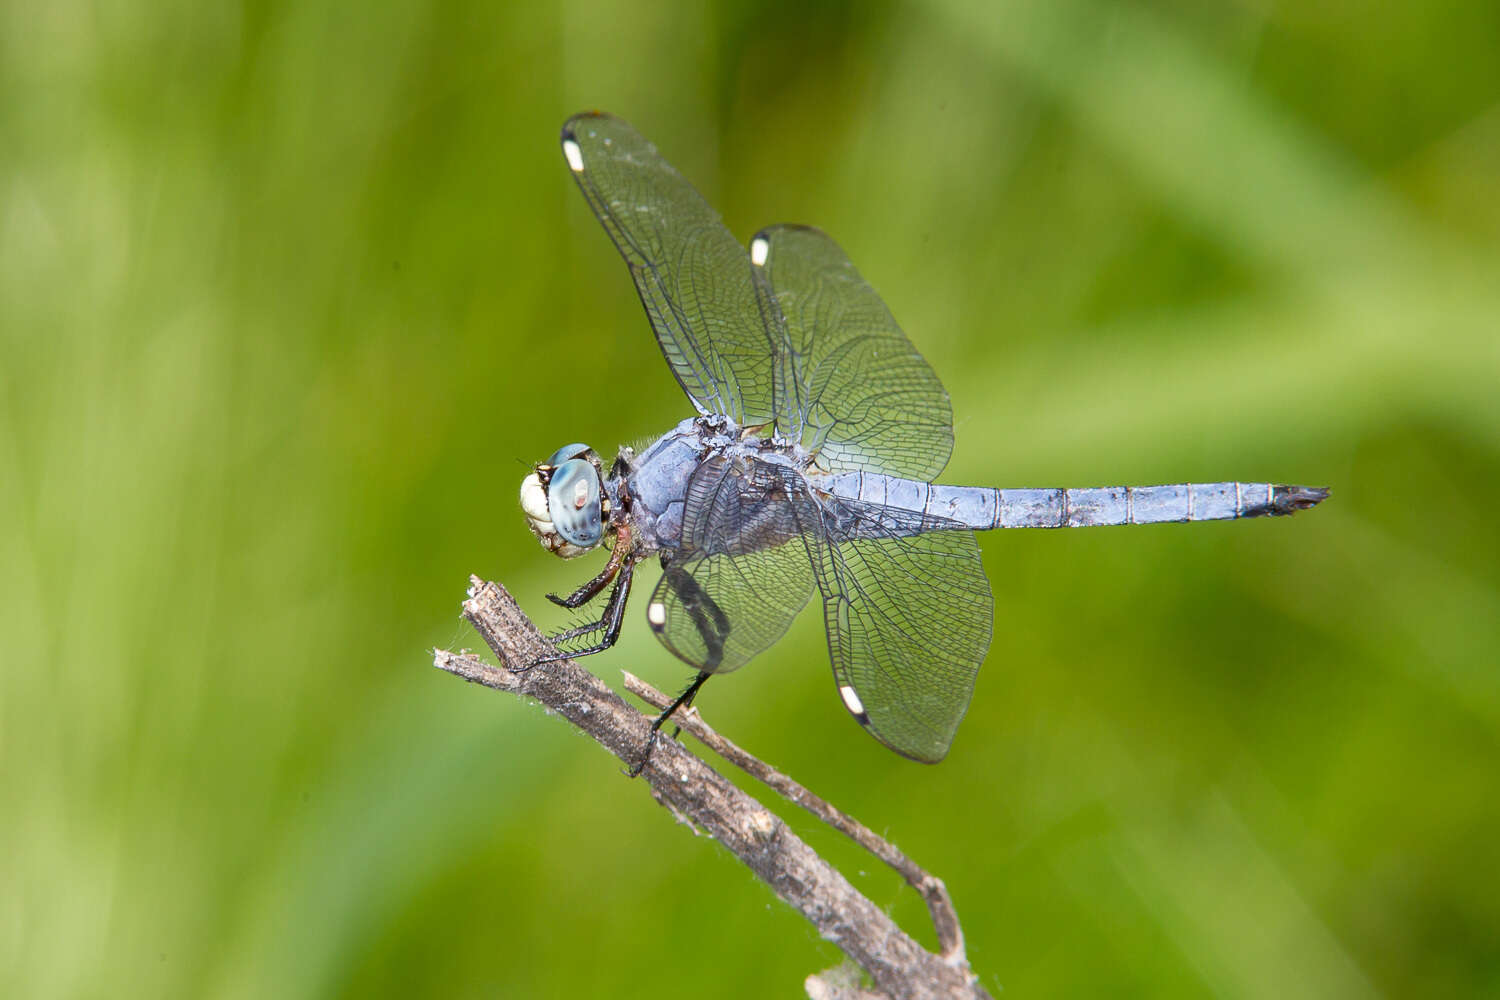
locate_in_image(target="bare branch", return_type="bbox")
[434,576,991,1000]
[806,964,894,1000]
[622,671,966,963]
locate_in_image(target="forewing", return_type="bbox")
[752,224,954,481]
[561,112,782,424]
[807,496,992,762]
[648,456,817,674]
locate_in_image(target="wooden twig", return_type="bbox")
[434,576,991,1000]
[621,671,967,964]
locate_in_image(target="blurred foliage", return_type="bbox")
[3,0,1498,996]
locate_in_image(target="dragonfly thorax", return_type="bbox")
[520,443,606,559]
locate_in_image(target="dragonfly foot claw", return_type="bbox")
[625,729,660,778]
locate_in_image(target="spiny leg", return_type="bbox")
[546,567,614,610]
[627,671,711,778]
[532,559,636,666]
[547,525,631,609]
[628,561,730,776]
[660,560,730,671]
[660,560,729,726]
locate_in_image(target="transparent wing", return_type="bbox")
[649,456,993,760]
[752,224,954,481]
[648,456,816,674]
[562,112,782,424]
[806,495,993,762]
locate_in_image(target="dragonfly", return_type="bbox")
[519,111,1328,765]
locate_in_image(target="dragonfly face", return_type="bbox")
[514,111,1327,767]
[520,443,605,559]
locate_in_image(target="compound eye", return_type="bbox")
[545,458,603,548]
[545,442,593,470]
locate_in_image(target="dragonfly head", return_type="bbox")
[520,443,605,559]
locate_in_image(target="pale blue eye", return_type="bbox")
[546,443,592,469]
[546,458,603,547]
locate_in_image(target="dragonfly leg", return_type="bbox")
[627,671,711,778]
[620,559,729,775]
[531,559,636,666]
[659,560,730,670]
[547,526,630,608]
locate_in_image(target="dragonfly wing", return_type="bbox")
[561,113,783,424]
[807,495,993,762]
[751,224,954,481]
[648,456,816,674]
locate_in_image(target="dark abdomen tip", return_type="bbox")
[1270,484,1331,515]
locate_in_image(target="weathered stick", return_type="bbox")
[434,576,991,1000]
[621,671,967,963]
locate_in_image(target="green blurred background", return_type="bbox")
[4,0,1498,996]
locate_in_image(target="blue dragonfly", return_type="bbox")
[519,112,1328,763]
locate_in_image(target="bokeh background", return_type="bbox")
[5,0,1498,996]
